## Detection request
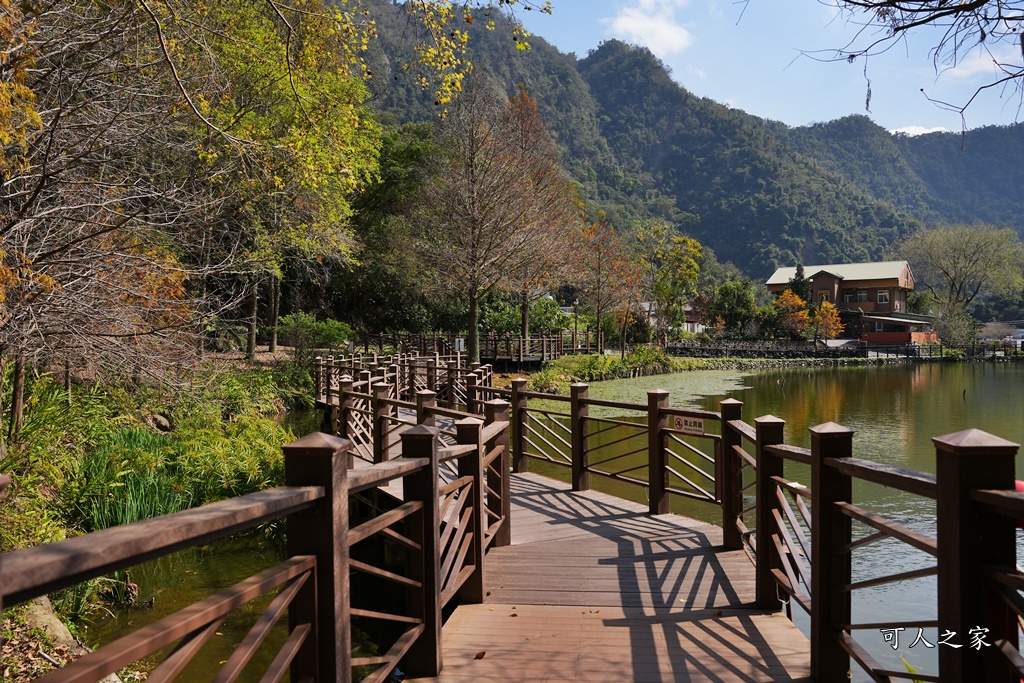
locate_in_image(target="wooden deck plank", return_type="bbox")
[406,472,810,682]
[415,605,810,682]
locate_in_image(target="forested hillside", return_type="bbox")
[776,116,1024,230]
[364,1,1023,279]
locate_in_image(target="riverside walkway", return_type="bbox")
[408,473,810,683]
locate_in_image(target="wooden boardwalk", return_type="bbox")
[408,473,811,683]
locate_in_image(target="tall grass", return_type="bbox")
[2,364,297,552]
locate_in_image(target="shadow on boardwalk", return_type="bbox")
[413,473,810,682]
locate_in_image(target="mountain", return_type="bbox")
[775,115,1024,229]
[362,2,1024,279]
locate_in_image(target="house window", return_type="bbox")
[895,301,901,311]
[819,293,829,303]
[857,291,869,303]
[877,290,890,304]
[843,290,855,304]
[875,322,884,332]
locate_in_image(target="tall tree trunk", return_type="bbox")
[520,289,530,340]
[620,313,628,360]
[246,276,259,362]
[468,291,480,363]
[268,275,280,354]
[9,354,26,442]
[0,355,7,460]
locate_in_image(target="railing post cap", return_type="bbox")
[647,388,669,397]
[484,398,509,407]
[512,377,528,387]
[720,398,742,406]
[932,428,1019,455]
[403,424,440,438]
[282,432,351,455]
[809,421,855,437]
[416,389,437,399]
[455,416,484,430]
[754,414,786,426]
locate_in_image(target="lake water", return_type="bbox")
[533,361,1024,680]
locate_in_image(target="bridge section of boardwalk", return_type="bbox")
[409,473,810,683]
[5,353,1024,683]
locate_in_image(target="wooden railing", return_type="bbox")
[341,331,607,362]
[496,378,721,515]
[347,332,598,359]
[720,410,1023,682]
[0,420,511,682]
[454,377,1024,682]
[313,354,494,414]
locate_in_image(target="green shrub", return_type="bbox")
[942,347,966,361]
[277,312,354,362]
[527,368,574,394]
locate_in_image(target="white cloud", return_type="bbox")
[889,125,949,136]
[601,1,695,57]
[939,45,1019,81]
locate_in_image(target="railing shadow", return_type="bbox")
[497,474,804,681]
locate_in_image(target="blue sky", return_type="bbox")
[516,0,1024,134]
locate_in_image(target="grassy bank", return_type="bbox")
[0,358,311,631]
[528,349,910,393]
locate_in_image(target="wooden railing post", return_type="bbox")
[336,377,355,444]
[408,360,419,400]
[402,425,442,678]
[456,417,486,603]
[466,372,479,415]
[719,399,744,550]
[648,389,670,515]
[809,422,853,683]
[283,433,352,683]
[446,360,459,408]
[484,399,512,547]
[754,415,786,610]
[934,429,1019,682]
[388,364,400,399]
[416,389,437,428]
[371,383,392,463]
[326,355,336,403]
[510,378,528,473]
[426,360,437,393]
[571,383,590,491]
[314,356,323,402]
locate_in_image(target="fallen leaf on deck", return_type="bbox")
[475,651,486,660]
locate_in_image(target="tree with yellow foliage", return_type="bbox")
[813,301,845,341]
[774,289,811,340]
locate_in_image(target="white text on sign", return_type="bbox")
[673,416,705,436]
